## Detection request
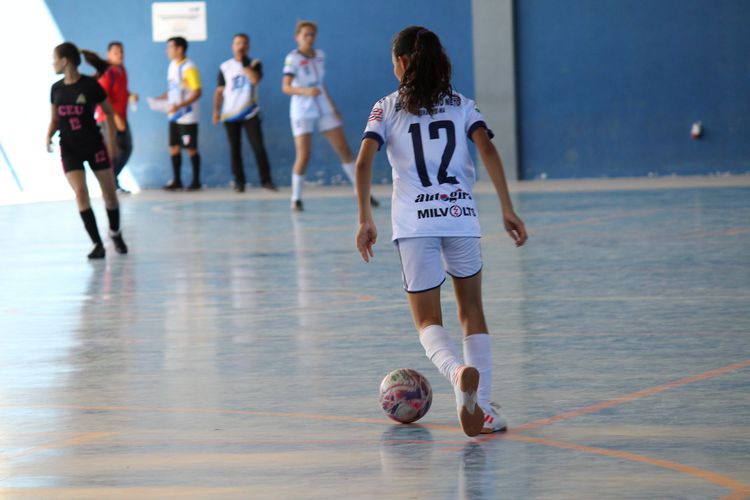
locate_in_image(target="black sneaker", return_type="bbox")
[87,243,105,259]
[262,182,278,192]
[163,180,183,191]
[291,199,304,212]
[186,181,202,191]
[110,230,128,254]
[234,183,245,193]
[370,196,380,208]
[116,186,131,195]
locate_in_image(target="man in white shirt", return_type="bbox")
[213,33,276,192]
[157,36,203,191]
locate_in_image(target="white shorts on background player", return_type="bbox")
[290,113,342,137]
[283,49,340,137]
[395,237,482,293]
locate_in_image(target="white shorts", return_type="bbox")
[394,237,482,293]
[291,113,342,137]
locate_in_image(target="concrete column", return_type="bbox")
[472,0,518,180]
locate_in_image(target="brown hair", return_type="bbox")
[55,42,81,67]
[295,20,317,35]
[393,26,453,116]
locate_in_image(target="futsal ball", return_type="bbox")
[379,368,432,423]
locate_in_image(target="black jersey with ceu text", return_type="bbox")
[51,75,107,150]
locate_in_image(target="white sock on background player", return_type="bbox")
[420,324,462,382]
[341,161,356,190]
[292,173,305,201]
[463,333,492,410]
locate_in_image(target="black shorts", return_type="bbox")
[169,122,199,149]
[60,143,111,173]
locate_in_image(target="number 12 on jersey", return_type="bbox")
[408,120,458,187]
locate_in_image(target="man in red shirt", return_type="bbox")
[85,42,138,193]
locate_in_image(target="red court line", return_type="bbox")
[507,434,750,499]
[1,360,749,496]
[8,432,114,460]
[514,359,750,432]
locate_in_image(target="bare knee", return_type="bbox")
[72,185,90,206]
[340,145,354,163]
[293,154,309,175]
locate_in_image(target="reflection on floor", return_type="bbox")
[1,181,749,499]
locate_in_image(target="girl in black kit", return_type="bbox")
[46,42,128,259]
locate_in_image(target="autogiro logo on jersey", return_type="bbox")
[417,206,477,219]
[414,188,472,204]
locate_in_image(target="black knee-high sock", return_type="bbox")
[106,208,120,233]
[190,154,201,183]
[171,154,182,183]
[79,208,102,245]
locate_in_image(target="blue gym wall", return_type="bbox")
[44,0,474,189]
[516,0,750,179]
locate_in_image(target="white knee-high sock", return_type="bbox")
[341,161,356,191]
[292,173,305,201]
[463,333,492,409]
[420,325,462,384]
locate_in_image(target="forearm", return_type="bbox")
[213,90,223,116]
[356,143,377,223]
[244,67,261,86]
[105,113,117,147]
[177,90,202,108]
[282,84,311,96]
[46,120,58,140]
[479,143,514,213]
[322,85,338,112]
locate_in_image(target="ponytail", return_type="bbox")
[392,26,453,115]
[81,49,110,77]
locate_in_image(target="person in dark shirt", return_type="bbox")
[82,43,138,194]
[46,42,128,259]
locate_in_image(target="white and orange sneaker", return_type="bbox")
[480,402,508,434]
[453,365,484,437]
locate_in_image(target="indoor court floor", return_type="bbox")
[0,177,749,499]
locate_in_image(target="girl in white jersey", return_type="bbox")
[355,26,527,437]
[282,20,378,211]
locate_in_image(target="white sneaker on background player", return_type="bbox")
[480,402,508,433]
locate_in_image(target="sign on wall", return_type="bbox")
[152,2,207,42]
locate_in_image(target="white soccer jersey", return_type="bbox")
[282,49,334,119]
[218,58,260,122]
[167,58,201,124]
[363,91,494,241]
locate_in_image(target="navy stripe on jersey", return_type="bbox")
[467,121,495,140]
[362,131,384,150]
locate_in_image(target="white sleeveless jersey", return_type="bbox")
[167,58,201,124]
[282,49,334,119]
[218,58,260,122]
[363,91,493,241]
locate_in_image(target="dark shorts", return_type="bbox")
[60,142,111,173]
[169,122,199,149]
